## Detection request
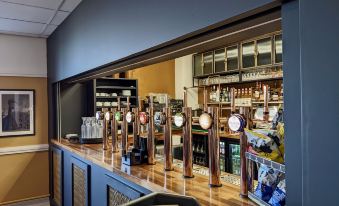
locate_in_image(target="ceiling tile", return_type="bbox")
[60,0,82,12]
[0,1,54,23]
[0,18,44,34]
[50,11,69,26]
[42,24,57,36]
[3,0,62,10]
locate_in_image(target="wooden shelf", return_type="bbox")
[248,192,271,206]
[96,96,136,99]
[245,152,285,173]
[96,86,136,90]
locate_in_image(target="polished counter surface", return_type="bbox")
[52,139,254,206]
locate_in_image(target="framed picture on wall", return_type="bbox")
[0,90,35,137]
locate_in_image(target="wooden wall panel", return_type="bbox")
[126,60,175,98]
[0,152,49,203]
[0,76,49,204]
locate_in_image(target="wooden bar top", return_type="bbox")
[52,139,254,206]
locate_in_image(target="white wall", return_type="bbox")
[175,54,199,109]
[0,34,47,77]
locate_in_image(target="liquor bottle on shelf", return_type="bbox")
[254,82,260,100]
[209,87,214,102]
[249,87,253,99]
[280,83,284,100]
[221,87,226,102]
[216,86,220,102]
[259,82,264,101]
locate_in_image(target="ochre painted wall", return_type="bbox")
[126,60,175,98]
[0,76,49,204]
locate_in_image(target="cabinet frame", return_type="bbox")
[193,31,282,79]
[70,157,90,206]
[51,147,63,206]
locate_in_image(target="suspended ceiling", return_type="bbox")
[0,0,82,38]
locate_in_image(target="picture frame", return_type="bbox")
[0,89,35,137]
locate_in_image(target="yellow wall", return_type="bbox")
[0,77,49,204]
[126,60,175,98]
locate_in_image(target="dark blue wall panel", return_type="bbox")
[281,1,302,205]
[47,0,275,82]
[299,0,339,205]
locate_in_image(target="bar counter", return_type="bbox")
[51,139,254,206]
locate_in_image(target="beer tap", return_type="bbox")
[228,108,248,197]
[263,85,269,122]
[146,96,156,165]
[96,108,109,150]
[198,87,221,187]
[110,105,119,153]
[162,95,173,171]
[126,97,141,150]
[120,96,130,155]
[173,89,194,178]
[111,97,121,153]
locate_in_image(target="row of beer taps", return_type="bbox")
[94,85,270,188]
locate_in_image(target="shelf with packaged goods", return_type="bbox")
[96,105,136,109]
[248,192,271,206]
[96,96,137,99]
[245,152,285,173]
[96,86,137,90]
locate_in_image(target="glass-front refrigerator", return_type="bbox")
[229,143,240,175]
[220,141,226,172]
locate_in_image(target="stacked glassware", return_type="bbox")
[80,117,103,144]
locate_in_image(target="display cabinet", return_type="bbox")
[214,48,226,73]
[202,51,214,75]
[226,45,239,71]
[256,37,272,66]
[193,54,203,77]
[94,78,138,111]
[241,41,256,69]
[274,34,282,64]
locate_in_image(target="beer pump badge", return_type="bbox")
[95,111,102,120]
[126,111,134,123]
[105,111,111,121]
[228,114,246,132]
[115,111,122,121]
[199,113,213,130]
[139,112,149,125]
[154,112,166,126]
[174,113,185,128]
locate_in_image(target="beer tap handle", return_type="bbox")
[117,97,121,111]
[263,85,269,122]
[203,87,207,112]
[183,90,187,108]
[231,88,236,114]
[127,96,130,111]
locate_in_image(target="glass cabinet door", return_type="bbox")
[203,51,213,75]
[226,45,239,71]
[274,34,282,64]
[193,54,203,77]
[257,37,272,66]
[214,49,226,73]
[242,41,255,68]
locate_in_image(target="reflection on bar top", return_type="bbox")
[51,139,255,206]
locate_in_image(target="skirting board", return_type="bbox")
[0,144,49,156]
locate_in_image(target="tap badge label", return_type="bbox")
[126,111,134,123]
[114,111,121,121]
[139,112,148,125]
[174,113,185,127]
